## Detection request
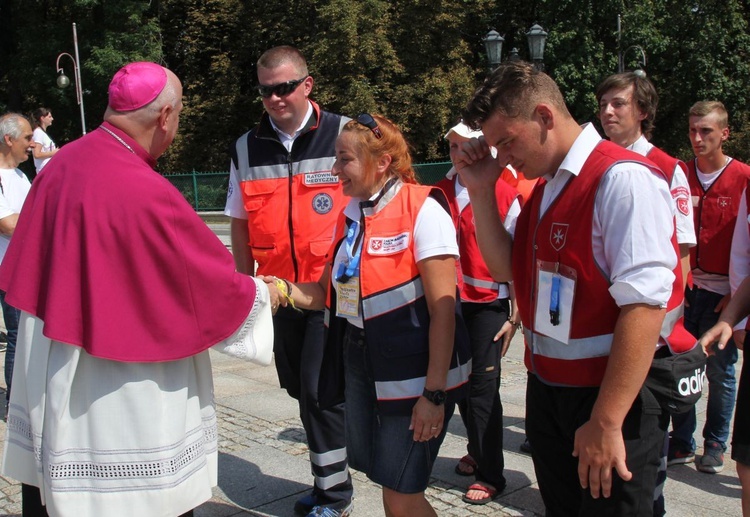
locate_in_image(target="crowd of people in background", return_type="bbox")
[0,44,748,517]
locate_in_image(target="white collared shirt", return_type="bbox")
[537,124,676,308]
[268,102,315,152]
[628,135,696,247]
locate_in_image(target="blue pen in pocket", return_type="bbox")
[549,274,560,326]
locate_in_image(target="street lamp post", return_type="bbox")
[56,22,86,135]
[526,24,548,71]
[483,24,547,71]
[483,29,504,70]
[617,14,647,74]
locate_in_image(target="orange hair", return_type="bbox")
[342,115,418,185]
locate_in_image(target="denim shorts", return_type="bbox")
[343,324,454,493]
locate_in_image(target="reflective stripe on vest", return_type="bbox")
[462,275,500,291]
[522,328,612,360]
[236,156,339,181]
[362,277,424,319]
[375,358,473,400]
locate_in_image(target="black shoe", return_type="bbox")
[0,331,7,343]
[520,438,533,454]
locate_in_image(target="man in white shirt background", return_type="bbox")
[0,113,33,420]
[595,71,696,516]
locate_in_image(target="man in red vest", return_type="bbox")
[454,61,687,516]
[596,72,695,286]
[671,101,750,474]
[595,71,695,516]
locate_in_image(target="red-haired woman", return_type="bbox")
[266,114,470,516]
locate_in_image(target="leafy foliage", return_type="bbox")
[2,0,750,173]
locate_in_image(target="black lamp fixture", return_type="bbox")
[483,29,505,70]
[526,23,548,70]
[483,24,548,70]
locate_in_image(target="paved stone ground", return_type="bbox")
[1,342,743,516]
[0,217,744,516]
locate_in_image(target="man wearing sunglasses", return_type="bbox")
[224,46,352,517]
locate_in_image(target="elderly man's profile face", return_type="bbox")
[7,118,34,167]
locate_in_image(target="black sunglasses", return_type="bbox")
[257,77,307,98]
[356,113,383,139]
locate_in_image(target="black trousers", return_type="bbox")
[526,374,666,517]
[457,299,509,489]
[272,306,353,506]
[22,484,194,516]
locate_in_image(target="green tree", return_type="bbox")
[0,1,162,147]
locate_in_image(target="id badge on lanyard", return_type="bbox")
[336,219,362,318]
[533,260,577,344]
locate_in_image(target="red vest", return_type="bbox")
[688,158,750,276]
[646,146,680,184]
[513,141,692,387]
[437,174,520,302]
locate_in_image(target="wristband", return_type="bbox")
[274,278,302,313]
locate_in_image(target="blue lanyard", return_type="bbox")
[335,177,399,283]
[336,219,362,283]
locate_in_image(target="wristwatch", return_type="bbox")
[422,388,447,405]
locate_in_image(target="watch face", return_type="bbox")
[424,388,447,405]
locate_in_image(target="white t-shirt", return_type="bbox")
[333,184,458,328]
[0,167,32,262]
[32,127,56,172]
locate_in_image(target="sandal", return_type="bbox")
[462,482,498,505]
[454,454,477,476]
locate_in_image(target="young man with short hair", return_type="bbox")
[455,61,692,515]
[671,100,750,474]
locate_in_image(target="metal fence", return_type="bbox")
[165,161,453,211]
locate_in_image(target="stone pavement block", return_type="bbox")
[213,372,280,398]
[211,448,310,512]
[221,388,301,423]
[664,464,742,516]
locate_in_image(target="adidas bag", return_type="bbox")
[644,343,707,414]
